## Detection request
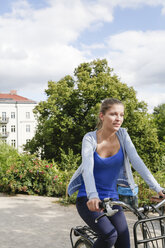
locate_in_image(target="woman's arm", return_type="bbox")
[81,133,99,200]
[81,134,102,211]
[86,198,101,212]
[123,129,163,194]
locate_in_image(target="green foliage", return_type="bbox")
[57,148,81,200]
[125,113,161,172]
[59,148,81,171]
[161,156,165,169]
[25,59,162,172]
[0,143,66,196]
[59,192,77,205]
[134,167,165,206]
[153,103,165,142]
[152,104,165,168]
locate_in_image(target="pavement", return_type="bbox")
[0,193,137,248]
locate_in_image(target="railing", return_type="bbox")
[0,117,9,124]
[0,132,9,138]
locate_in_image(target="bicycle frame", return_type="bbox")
[70,226,96,248]
[70,198,165,248]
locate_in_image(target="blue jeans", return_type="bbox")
[76,197,130,248]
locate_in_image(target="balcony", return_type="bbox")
[0,132,9,138]
[0,117,9,124]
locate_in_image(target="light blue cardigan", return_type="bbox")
[68,128,163,199]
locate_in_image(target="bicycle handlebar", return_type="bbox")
[95,197,165,223]
[111,198,165,212]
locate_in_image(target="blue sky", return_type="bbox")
[0,0,165,112]
[77,5,165,44]
[0,0,48,13]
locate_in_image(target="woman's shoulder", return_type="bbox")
[117,127,128,135]
[116,127,130,141]
[82,130,97,145]
[83,130,97,139]
[117,127,133,148]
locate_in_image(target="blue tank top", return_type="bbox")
[77,146,124,200]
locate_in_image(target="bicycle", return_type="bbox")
[70,197,165,248]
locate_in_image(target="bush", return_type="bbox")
[57,148,81,201]
[161,155,165,169]
[134,168,165,206]
[0,143,68,196]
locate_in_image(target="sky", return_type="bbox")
[0,0,165,113]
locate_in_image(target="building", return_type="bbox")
[0,90,37,152]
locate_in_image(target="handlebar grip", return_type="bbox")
[159,189,165,198]
[99,201,104,209]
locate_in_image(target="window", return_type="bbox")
[26,139,30,143]
[2,112,6,121]
[11,112,15,119]
[26,112,30,119]
[11,140,16,147]
[1,125,8,137]
[26,124,30,132]
[11,125,16,132]
[2,125,7,134]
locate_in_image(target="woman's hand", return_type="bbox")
[86,198,101,212]
[158,190,165,199]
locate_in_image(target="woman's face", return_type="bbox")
[99,104,124,131]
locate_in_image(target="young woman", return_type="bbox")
[68,98,165,248]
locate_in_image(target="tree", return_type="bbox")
[25,59,161,172]
[153,103,165,169]
[153,103,165,142]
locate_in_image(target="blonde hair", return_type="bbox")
[96,98,124,130]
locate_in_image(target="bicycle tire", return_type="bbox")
[74,237,93,248]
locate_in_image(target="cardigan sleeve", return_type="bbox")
[123,129,163,193]
[81,133,99,199]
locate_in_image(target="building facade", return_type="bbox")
[0,90,37,152]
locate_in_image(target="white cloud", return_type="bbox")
[0,0,115,100]
[136,85,165,113]
[105,30,165,110]
[0,0,89,95]
[106,30,165,86]
[0,0,114,96]
[0,0,165,112]
[161,5,165,15]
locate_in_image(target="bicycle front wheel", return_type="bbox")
[74,237,93,248]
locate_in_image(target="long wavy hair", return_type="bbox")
[96,98,124,130]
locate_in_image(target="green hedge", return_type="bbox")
[134,167,165,206]
[0,143,74,197]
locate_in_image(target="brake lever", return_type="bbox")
[105,201,118,217]
[95,213,106,223]
[95,200,118,223]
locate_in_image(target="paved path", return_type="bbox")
[0,194,137,248]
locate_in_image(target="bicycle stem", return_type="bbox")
[155,198,165,210]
